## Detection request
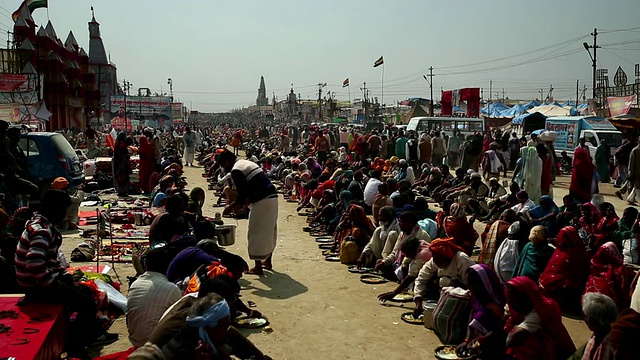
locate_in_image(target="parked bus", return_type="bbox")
[407,116,485,136]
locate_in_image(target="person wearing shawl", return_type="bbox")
[378,237,433,303]
[358,206,400,268]
[504,276,576,360]
[138,128,155,193]
[478,209,515,267]
[512,225,554,283]
[161,294,232,359]
[535,144,554,197]
[579,202,602,236]
[570,141,596,203]
[584,242,631,310]
[494,221,529,283]
[590,203,620,252]
[525,195,559,236]
[538,226,590,312]
[187,187,206,218]
[372,183,392,226]
[612,206,639,248]
[608,308,640,360]
[521,146,542,204]
[456,264,507,359]
[443,202,479,256]
[335,204,376,251]
[568,292,617,360]
[413,238,475,310]
[376,211,431,283]
[112,132,132,196]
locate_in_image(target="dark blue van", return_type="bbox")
[18,132,83,190]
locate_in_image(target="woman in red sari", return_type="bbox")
[333,204,376,251]
[584,242,631,310]
[443,202,478,256]
[138,129,155,193]
[570,142,595,203]
[538,226,590,311]
[505,276,576,360]
[590,202,620,251]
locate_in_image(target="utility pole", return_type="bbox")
[583,29,599,100]
[549,85,554,101]
[360,82,369,121]
[539,89,544,102]
[428,67,434,116]
[489,80,492,102]
[502,88,505,101]
[123,80,132,130]
[317,82,326,120]
[576,80,579,106]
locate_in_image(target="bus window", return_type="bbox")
[469,121,484,132]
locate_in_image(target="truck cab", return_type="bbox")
[545,116,623,162]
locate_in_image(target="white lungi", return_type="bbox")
[248,195,279,260]
[183,146,195,164]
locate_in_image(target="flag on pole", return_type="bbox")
[342,78,349,87]
[12,0,48,21]
[373,56,384,68]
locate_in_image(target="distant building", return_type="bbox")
[256,76,268,106]
[88,11,118,126]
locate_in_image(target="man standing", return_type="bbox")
[508,132,521,170]
[405,132,421,169]
[395,131,408,159]
[217,150,278,275]
[315,129,331,164]
[183,126,196,166]
[447,130,462,168]
[85,124,98,149]
[368,131,382,159]
[431,131,446,166]
[627,139,640,205]
[418,133,432,167]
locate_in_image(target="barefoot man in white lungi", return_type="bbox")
[216,150,278,275]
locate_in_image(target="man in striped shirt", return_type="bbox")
[16,189,117,353]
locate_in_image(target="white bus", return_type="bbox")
[406,116,484,136]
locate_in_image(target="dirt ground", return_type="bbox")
[59,165,612,359]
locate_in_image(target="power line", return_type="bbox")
[603,48,636,65]
[599,26,640,34]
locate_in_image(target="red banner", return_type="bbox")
[607,95,637,117]
[0,74,28,91]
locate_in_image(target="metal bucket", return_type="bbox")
[422,300,438,329]
[215,224,237,246]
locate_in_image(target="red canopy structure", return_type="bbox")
[441,88,480,117]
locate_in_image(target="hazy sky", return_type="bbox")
[0,0,639,112]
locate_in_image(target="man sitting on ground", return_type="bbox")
[127,249,182,347]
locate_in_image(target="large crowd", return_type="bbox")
[0,116,640,359]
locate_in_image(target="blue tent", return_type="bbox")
[522,100,540,109]
[452,105,465,113]
[577,103,588,110]
[499,104,527,117]
[512,112,547,125]
[560,101,576,107]
[481,102,510,116]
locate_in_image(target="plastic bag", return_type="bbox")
[95,278,128,313]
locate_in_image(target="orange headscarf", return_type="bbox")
[429,238,464,259]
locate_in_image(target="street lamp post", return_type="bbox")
[423,67,434,116]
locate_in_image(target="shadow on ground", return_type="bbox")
[242,270,308,299]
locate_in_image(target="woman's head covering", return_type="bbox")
[339,190,353,208]
[153,193,168,207]
[189,187,205,202]
[449,203,466,219]
[429,238,464,259]
[528,225,547,245]
[468,264,506,333]
[609,308,640,352]
[186,298,231,353]
[516,190,529,201]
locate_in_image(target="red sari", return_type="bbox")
[138,135,154,193]
[443,216,478,256]
[584,242,631,310]
[505,276,576,360]
[539,226,590,309]
[569,146,594,203]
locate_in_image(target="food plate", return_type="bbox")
[325,255,340,262]
[233,316,269,329]
[360,274,388,284]
[401,312,424,325]
[315,237,333,243]
[310,232,328,237]
[348,266,372,274]
[318,243,334,250]
[434,345,476,360]
[391,292,414,302]
[322,250,339,257]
